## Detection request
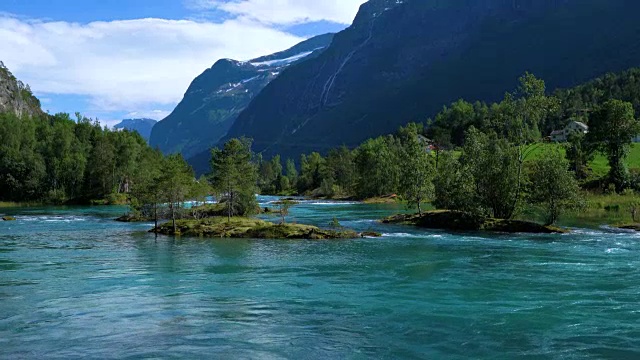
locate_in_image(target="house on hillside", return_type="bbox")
[417,134,435,153]
[549,121,589,142]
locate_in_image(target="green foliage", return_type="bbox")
[258,154,284,194]
[461,127,522,219]
[433,152,476,213]
[354,136,401,199]
[277,200,292,224]
[587,99,640,192]
[398,124,435,214]
[209,138,258,219]
[0,111,156,203]
[298,152,326,194]
[329,217,342,229]
[527,149,583,225]
[564,132,595,179]
[325,146,356,196]
[427,73,559,147]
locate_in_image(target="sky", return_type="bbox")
[0,0,366,127]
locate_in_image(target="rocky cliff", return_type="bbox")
[0,62,43,118]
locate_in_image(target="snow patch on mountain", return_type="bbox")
[250,48,322,67]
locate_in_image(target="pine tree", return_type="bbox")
[209,138,258,221]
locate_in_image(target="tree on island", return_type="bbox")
[463,127,522,219]
[209,138,258,221]
[277,201,292,224]
[398,124,435,215]
[159,154,195,234]
[189,175,212,220]
[433,151,476,213]
[527,149,582,225]
[587,99,640,192]
[129,149,164,228]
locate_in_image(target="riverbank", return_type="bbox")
[152,217,369,239]
[382,210,567,234]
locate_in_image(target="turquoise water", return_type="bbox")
[1,197,640,359]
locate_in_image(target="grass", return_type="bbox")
[154,216,360,239]
[0,201,44,208]
[524,143,640,178]
[517,191,640,229]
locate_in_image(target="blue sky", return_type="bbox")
[0,0,364,126]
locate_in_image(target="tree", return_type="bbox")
[159,154,194,233]
[189,176,212,220]
[399,126,435,214]
[354,136,401,199]
[527,149,582,225]
[433,151,476,213]
[298,152,326,194]
[130,149,164,229]
[209,138,258,221]
[565,132,594,179]
[463,127,522,219]
[325,146,356,196]
[277,201,292,224]
[285,158,298,191]
[587,99,640,192]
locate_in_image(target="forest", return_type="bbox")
[2,69,640,228]
[0,111,199,206]
[253,71,640,225]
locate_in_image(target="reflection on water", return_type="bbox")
[1,197,640,358]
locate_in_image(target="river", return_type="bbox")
[1,196,640,359]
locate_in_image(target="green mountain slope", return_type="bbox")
[220,0,640,162]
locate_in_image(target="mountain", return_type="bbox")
[114,118,157,141]
[149,33,335,159]
[0,62,42,118]
[218,0,640,164]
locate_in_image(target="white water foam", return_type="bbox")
[21,216,88,223]
[381,233,443,239]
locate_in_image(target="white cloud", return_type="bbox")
[0,15,304,114]
[190,0,367,25]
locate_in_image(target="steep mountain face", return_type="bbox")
[114,118,157,142]
[0,62,42,118]
[149,33,334,158]
[222,0,640,162]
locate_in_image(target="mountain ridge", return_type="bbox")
[114,118,157,142]
[216,0,640,164]
[149,33,335,159]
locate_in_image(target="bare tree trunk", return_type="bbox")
[154,201,158,239]
[171,202,176,234]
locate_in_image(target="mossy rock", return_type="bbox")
[2,216,16,221]
[152,217,360,240]
[271,199,300,206]
[617,224,640,231]
[361,231,382,238]
[381,210,567,234]
[363,194,400,204]
[115,214,153,222]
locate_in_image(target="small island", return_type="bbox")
[381,211,567,234]
[152,217,363,240]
